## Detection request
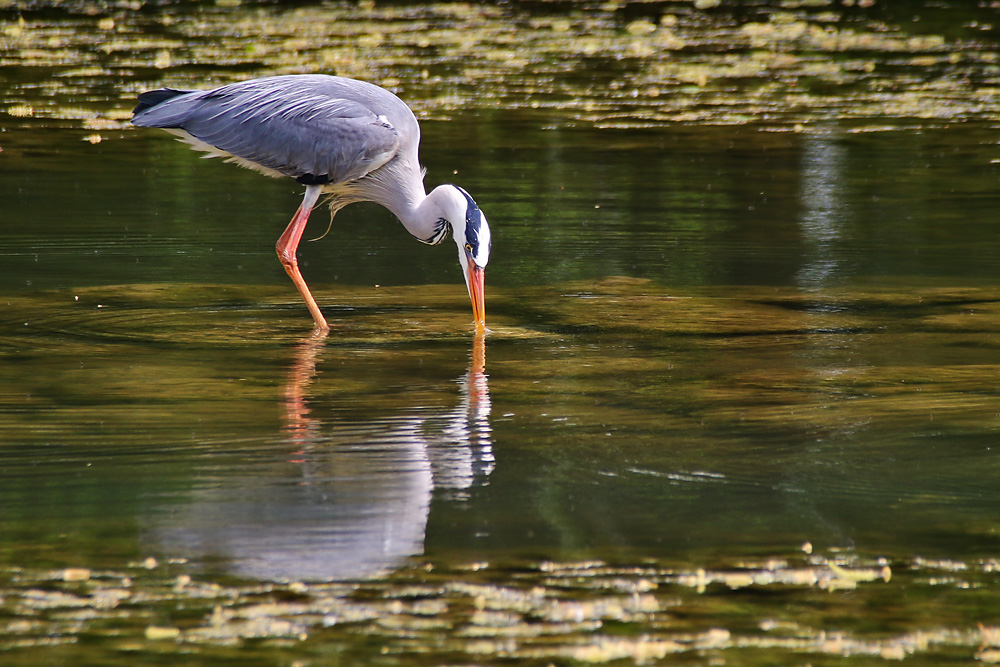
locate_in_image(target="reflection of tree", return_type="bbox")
[796,131,847,290]
[145,335,492,582]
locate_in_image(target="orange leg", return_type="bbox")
[276,185,329,333]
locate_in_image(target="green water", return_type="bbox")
[3,1,1000,664]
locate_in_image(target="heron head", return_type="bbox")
[436,184,491,331]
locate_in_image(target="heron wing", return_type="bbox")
[133,79,401,185]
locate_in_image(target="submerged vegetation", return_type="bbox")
[3,0,1000,132]
[2,549,998,664]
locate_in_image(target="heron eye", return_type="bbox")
[465,243,473,253]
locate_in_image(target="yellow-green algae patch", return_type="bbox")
[4,2,1000,130]
[0,550,993,662]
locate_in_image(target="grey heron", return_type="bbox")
[131,74,491,333]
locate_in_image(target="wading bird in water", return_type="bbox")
[132,74,491,334]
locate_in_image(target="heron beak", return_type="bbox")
[468,263,486,331]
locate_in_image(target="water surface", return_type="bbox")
[3,1,1000,665]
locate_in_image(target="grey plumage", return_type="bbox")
[133,75,411,187]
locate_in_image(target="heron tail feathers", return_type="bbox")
[132,88,191,117]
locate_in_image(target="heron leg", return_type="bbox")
[276,185,329,332]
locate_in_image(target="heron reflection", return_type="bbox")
[147,335,492,581]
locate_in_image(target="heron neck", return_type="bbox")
[357,158,438,242]
[394,185,459,245]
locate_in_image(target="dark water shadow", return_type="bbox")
[145,334,492,582]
